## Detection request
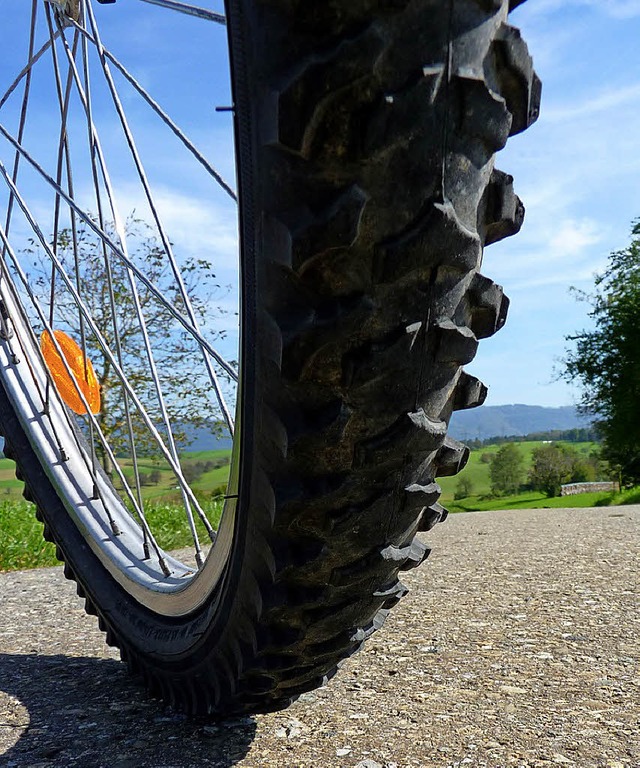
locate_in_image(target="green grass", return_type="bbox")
[446,489,616,514]
[601,486,640,506]
[0,448,232,572]
[142,497,224,550]
[0,501,59,570]
[0,497,226,572]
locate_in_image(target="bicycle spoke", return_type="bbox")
[2,0,38,256]
[78,2,207,561]
[0,222,178,574]
[0,36,61,112]
[71,7,151,532]
[43,13,103,488]
[67,20,236,201]
[137,0,226,26]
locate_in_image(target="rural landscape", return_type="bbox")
[1,405,638,572]
[1,0,639,764]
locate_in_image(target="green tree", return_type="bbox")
[26,217,231,476]
[562,220,640,485]
[489,443,524,496]
[529,443,588,497]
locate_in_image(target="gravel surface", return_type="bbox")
[0,506,638,768]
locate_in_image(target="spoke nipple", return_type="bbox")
[196,552,204,569]
[159,557,171,578]
[215,105,235,113]
[61,449,70,463]
[10,354,20,365]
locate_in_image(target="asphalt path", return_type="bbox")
[1,506,638,768]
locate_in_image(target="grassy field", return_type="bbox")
[0,440,635,572]
[436,440,616,512]
[0,449,232,502]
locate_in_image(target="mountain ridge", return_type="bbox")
[448,404,592,442]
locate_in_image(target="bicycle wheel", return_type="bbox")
[0,0,539,715]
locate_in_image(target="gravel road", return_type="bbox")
[1,506,638,768]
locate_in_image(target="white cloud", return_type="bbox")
[107,182,239,273]
[543,83,640,123]
[489,215,604,285]
[548,218,602,256]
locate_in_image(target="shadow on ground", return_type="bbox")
[0,653,256,768]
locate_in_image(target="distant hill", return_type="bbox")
[177,422,232,452]
[448,404,592,442]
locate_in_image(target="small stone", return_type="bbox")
[500,685,528,695]
[285,718,305,739]
[336,747,352,757]
[274,717,306,739]
[552,754,572,764]
[355,761,383,768]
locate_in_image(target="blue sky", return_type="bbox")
[2,1,640,410]
[477,1,640,407]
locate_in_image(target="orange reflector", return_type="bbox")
[41,330,101,415]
